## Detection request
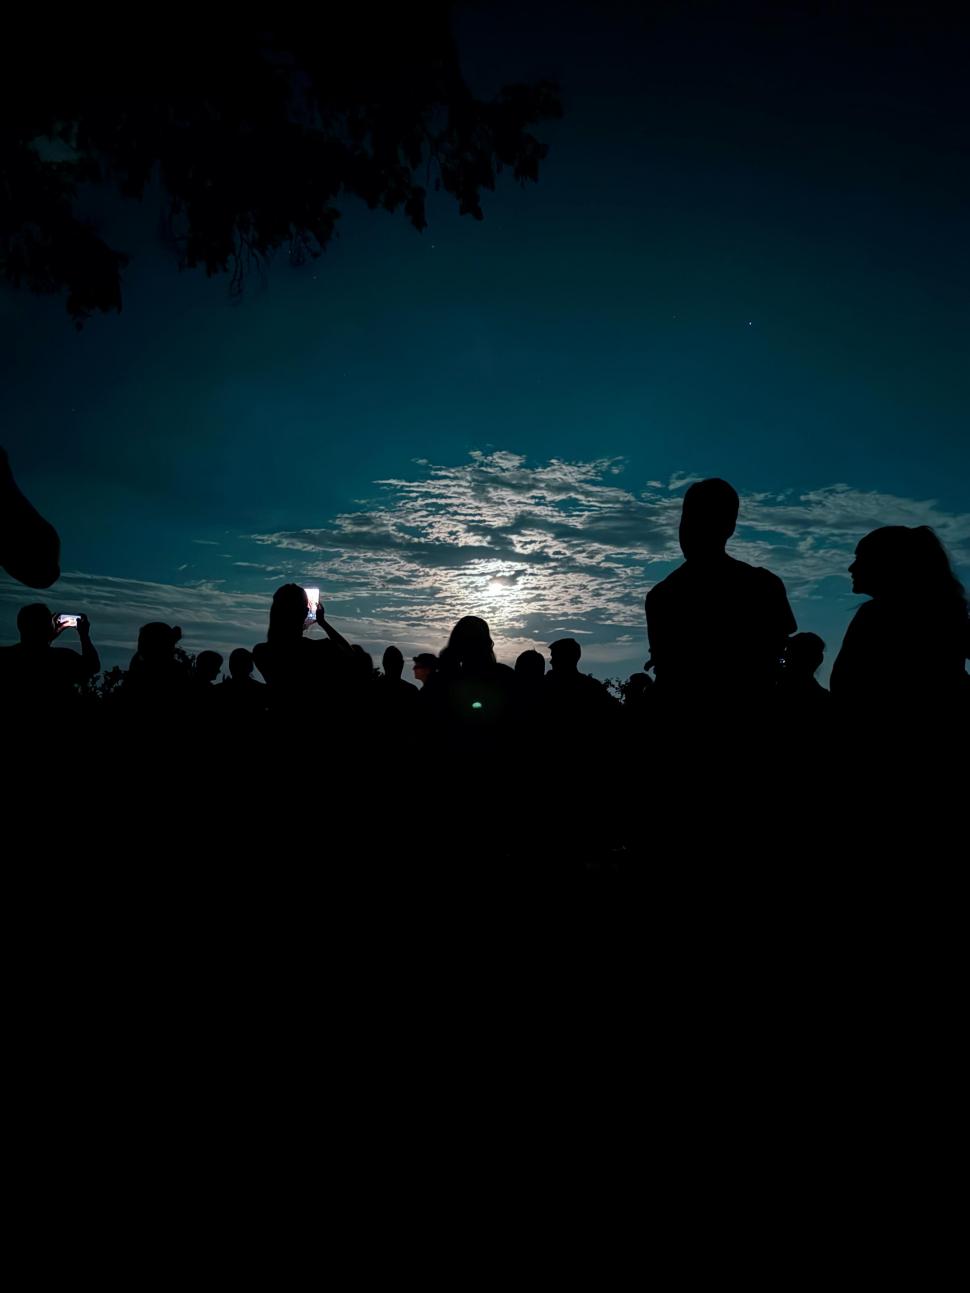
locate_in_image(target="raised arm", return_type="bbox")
[316,604,353,658]
[76,614,100,678]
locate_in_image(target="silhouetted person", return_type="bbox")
[187,650,224,723]
[195,651,224,685]
[416,617,516,860]
[117,622,190,719]
[830,526,969,856]
[229,647,256,681]
[0,604,99,719]
[431,616,516,748]
[381,646,418,698]
[779,633,831,706]
[412,652,438,687]
[515,649,545,681]
[253,584,353,717]
[775,633,832,755]
[538,640,619,861]
[544,638,618,727]
[0,447,60,588]
[375,645,419,742]
[219,648,267,717]
[623,671,654,718]
[830,526,969,720]
[645,478,796,707]
[409,654,442,747]
[513,648,547,730]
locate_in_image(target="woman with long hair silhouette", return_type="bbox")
[432,615,516,747]
[831,526,969,717]
[253,583,354,717]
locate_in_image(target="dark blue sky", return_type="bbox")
[2,1,967,678]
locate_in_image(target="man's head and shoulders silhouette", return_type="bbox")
[545,637,581,688]
[545,638,615,707]
[381,645,418,698]
[194,650,223,686]
[218,648,266,717]
[224,647,264,690]
[645,477,796,697]
[5,603,89,672]
[1,604,97,715]
[647,478,787,607]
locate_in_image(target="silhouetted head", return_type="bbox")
[17,603,55,647]
[267,583,310,641]
[413,652,438,685]
[784,632,825,679]
[229,648,254,681]
[382,645,404,680]
[515,649,546,680]
[549,638,582,671]
[849,526,968,609]
[137,622,181,665]
[679,478,739,560]
[196,650,223,684]
[443,616,495,671]
[625,671,654,701]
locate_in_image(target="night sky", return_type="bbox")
[2,2,967,681]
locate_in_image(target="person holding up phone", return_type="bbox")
[253,584,354,718]
[0,603,100,719]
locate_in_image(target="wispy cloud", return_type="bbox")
[0,571,269,666]
[249,451,970,658]
[3,451,968,674]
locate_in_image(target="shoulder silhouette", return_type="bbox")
[380,646,419,702]
[831,525,969,717]
[253,583,354,716]
[646,477,796,703]
[777,632,832,737]
[432,616,516,739]
[0,603,99,720]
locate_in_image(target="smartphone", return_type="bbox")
[56,614,80,629]
[303,587,320,629]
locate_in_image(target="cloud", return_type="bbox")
[0,571,270,668]
[3,451,967,676]
[250,449,970,640]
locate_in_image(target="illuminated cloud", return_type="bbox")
[250,451,970,662]
[3,452,967,675]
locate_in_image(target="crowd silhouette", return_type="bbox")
[1,478,966,867]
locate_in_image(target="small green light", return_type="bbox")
[471,701,483,709]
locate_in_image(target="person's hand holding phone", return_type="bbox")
[302,587,321,631]
[51,613,89,638]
